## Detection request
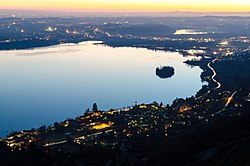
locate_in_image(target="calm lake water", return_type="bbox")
[0,41,205,137]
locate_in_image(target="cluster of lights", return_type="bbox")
[45,27,57,32]
[66,29,80,34]
[90,122,113,130]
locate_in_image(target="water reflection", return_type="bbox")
[174,29,209,35]
[0,41,205,136]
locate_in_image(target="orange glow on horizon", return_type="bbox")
[0,0,250,12]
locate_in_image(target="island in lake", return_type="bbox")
[156,66,175,79]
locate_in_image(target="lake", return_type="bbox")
[174,29,209,35]
[0,41,205,137]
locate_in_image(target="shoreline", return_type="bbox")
[0,41,210,138]
[2,43,250,166]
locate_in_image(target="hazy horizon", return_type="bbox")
[0,0,250,14]
[1,9,250,18]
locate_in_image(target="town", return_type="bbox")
[1,48,250,165]
[0,16,250,58]
[1,15,250,165]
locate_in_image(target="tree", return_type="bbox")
[92,103,98,112]
[153,101,159,105]
[38,125,46,134]
[160,102,163,107]
[54,122,59,129]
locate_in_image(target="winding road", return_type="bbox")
[215,90,238,114]
[207,58,221,90]
[201,58,221,98]
[225,91,238,107]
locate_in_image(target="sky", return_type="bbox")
[0,0,250,12]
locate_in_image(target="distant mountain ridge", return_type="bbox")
[1,9,250,18]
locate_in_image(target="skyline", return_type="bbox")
[1,0,250,12]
